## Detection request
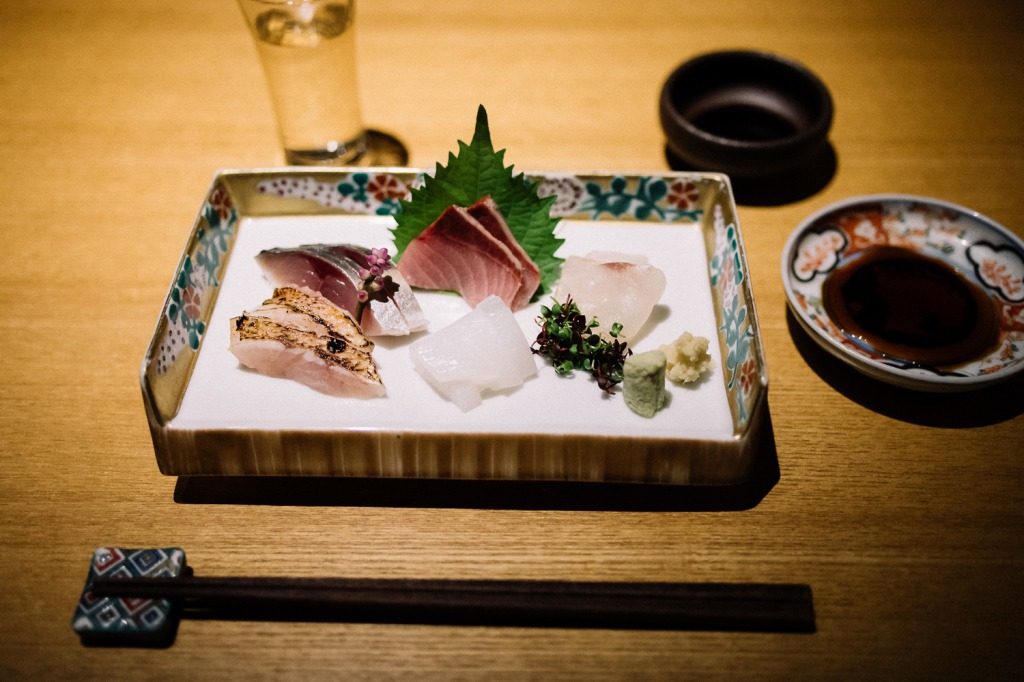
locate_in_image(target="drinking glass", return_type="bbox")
[237,0,404,165]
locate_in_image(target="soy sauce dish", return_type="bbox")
[782,195,1024,391]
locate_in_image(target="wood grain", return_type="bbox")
[1,0,1022,679]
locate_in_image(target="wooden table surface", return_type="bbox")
[2,0,1022,678]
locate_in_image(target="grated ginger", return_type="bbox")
[660,332,712,384]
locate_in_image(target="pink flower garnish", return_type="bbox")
[354,247,400,322]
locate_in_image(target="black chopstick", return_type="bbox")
[90,576,815,633]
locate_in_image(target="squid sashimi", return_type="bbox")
[397,200,539,311]
[409,295,537,411]
[553,252,667,341]
[256,244,427,336]
[229,287,385,399]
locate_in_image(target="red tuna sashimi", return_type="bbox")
[467,196,541,310]
[396,205,525,310]
[255,244,427,336]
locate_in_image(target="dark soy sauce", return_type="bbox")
[822,245,1001,367]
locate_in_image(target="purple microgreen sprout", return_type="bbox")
[531,296,631,393]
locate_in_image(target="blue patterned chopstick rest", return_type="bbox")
[72,547,187,647]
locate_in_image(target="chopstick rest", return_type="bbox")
[74,547,816,647]
[71,547,188,647]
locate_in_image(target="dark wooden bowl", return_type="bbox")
[659,50,833,178]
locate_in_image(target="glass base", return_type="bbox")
[284,129,408,167]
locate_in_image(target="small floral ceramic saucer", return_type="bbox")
[782,194,1024,391]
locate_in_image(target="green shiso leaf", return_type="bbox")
[390,105,564,299]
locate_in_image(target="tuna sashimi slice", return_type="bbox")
[396,205,525,309]
[553,252,668,341]
[255,244,427,337]
[467,196,542,310]
[229,287,384,399]
[409,295,537,411]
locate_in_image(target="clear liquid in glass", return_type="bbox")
[252,1,366,165]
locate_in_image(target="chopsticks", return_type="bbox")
[90,575,815,633]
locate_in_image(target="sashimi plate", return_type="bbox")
[143,169,768,485]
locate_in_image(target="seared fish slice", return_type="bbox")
[229,287,385,398]
[254,285,374,353]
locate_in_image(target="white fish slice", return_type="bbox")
[553,251,667,341]
[408,296,537,411]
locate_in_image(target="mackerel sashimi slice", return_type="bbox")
[229,287,385,398]
[256,244,427,336]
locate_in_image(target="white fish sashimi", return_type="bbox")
[553,251,667,341]
[583,251,650,266]
[409,295,537,411]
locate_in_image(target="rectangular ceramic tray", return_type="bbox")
[142,168,768,485]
